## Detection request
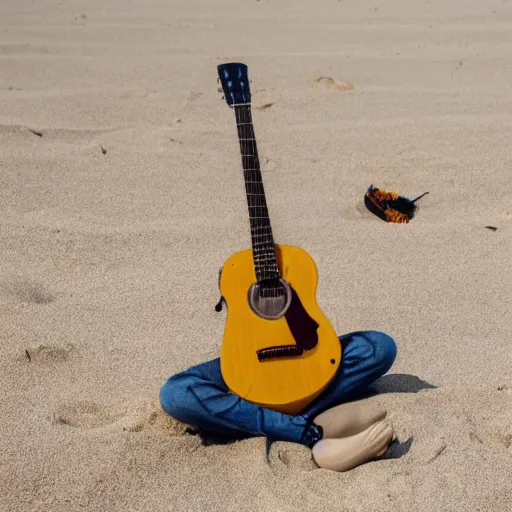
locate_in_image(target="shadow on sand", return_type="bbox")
[371,373,437,394]
[368,373,437,460]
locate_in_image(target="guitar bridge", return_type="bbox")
[256,345,304,362]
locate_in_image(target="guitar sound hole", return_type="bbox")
[248,278,292,320]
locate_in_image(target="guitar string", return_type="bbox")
[235,105,282,301]
[238,106,257,279]
[246,105,280,301]
[247,105,272,294]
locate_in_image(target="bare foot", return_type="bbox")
[312,420,394,472]
[314,399,387,438]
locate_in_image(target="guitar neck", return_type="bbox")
[234,105,280,282]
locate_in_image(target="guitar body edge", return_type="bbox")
[219,244,341,416]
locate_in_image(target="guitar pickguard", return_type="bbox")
[284,285,319,350]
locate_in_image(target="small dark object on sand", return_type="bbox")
[364,185,429,223]
[485,226,498,231]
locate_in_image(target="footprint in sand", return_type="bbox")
[311,77,354,91]
[338,201,374,221]
[252,88,279,111]
[489,429,512,450]
[267,441,317,474]
[24,343,75,363]
[1,278,54,305]
[53,401,129,429]
[256,102,275,111]
[124,400,196,436]
[53,398,194,436]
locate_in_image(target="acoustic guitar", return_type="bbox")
[216,62,341,415]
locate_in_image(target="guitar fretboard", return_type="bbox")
[234,105,280,282]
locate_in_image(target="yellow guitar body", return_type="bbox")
[219,244,341,415]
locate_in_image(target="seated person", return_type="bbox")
[160,330,397,472]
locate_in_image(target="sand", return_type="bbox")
[1,0,512,510]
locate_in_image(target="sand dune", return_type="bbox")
[1,1,512,511]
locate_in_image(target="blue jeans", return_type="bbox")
[160,331,397,447]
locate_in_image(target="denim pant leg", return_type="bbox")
[159,330,396,447]
[303,330,397,419]
[159,358,315,445]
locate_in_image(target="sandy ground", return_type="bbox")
[1,0,512,510]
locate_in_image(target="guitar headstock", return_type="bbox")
[217,62,251,107]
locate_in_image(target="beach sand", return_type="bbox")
[1,0,512,510]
